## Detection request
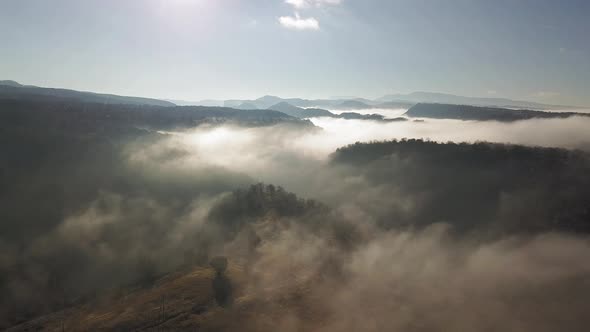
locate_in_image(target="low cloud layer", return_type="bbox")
[243,223,590,332]
[3,111,590,329]
[152,115,590,170]
[310,115,590,153]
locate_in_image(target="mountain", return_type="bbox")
[374,101,415,109]
[4,182,338,331]
[255,95,284,108]
[6,263,257,331]
[0,96,314,133]
[236,102,259,110]
[338,112,407,122]
[194,92,583,113]
[165,99,225,107]
[268,102,407,122]
[378,91,575,110]
[404,103,590,122]
[0,80,175,107]
[268,102,333,118]
[333,139,590,233]
[226,96,311,109]
[227,97,388,110]
[7,140,590,330]
[333,100,373,110]
[0,80,24,88]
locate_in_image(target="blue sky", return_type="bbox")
[1,0,589,105]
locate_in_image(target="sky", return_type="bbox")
[1,0,589,105]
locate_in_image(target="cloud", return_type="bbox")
[286,0,342,9]
[280,0,341,30]
[5,107,590,328]
[279,12,320,30]
[266,227,590,332]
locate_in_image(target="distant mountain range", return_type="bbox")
[235,102,260,110]
[0,80,175,107]
[165,99,224,107]
[213,92,576,111]
[223,96,413,110]
[268,102,333,118]
[378,91,579,110]
[166,97,412,110]
[3,79,584,112]
[268,102,407,122]
[405,103,590,122]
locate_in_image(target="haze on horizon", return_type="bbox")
[1,0,589,106]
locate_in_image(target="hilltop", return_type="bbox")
[268,102,407,122]
[404,103,590,121]
[0,80,175,107]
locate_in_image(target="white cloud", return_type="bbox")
[286,0,307,8]
[286,0,342,9]
[279,13,320,30]
[280,0,340,31]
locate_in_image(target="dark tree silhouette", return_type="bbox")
[209,257,233,308]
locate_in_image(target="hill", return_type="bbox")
[404,103,590,121]
[165,99,225,107]
[379,91,578,109]
[227,96,396,110]
[6,258,331,332]
[0,94,321,328]
[7,156,590,330]
[338,112,407,122]
[332,139,590,233]
[374,100,415,109]
[3,88,590,330]
[236,102,260,110]
[0,80,24,87]
[0,80,175,107]
[268,102,333,118]
[198,92,585,112]
[4,133,590,330]
[334,100,373,110]
[0,97,313,133]
[268,102,407,122]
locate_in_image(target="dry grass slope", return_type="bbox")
[7,261,326,332]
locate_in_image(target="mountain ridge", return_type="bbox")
[404,103,590,121]
[0,80,176,107]
[379,91,581,109]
